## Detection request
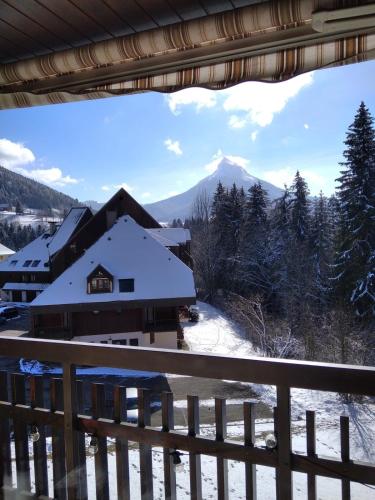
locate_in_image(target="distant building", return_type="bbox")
[0,189,195,349]
[0,207,92,303]
[0,243,15,262]
[30,189,195,348]
[0,203,11,212]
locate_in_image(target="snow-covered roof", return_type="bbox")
[0,243,14,256]
[0,233,52,272]
[32,216,196,308]
[47,207,88,256]
[0,207,89,273]
[3,282,49,291]
[146,228,191,245]
[146,231,178,247]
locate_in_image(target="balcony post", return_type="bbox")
[63,362,80,499]
[276,386,293,500]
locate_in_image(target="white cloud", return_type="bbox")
[168,190,179,197]
[263,166,326,194]
[0,138,80,187]
[141,192,151,199]
[304,123,309,129]
[101,185,111,191]
[16,166,79,187]
[167,88,217,114]
[115,182,134,193]
[263,167,294,189]
[204,150,250,174]
[228,115,247,129]
[164,138,183,156]
[0,138,35,168]
[251,130,259,142]
[222,73,314,127]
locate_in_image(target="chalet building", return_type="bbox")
[29,193,195,349]
[0,243,15,262]
[0,207,92,303]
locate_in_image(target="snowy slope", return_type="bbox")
[144,157,283,221]
[184,302,375,463]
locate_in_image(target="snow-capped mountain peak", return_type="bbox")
[208,156,256,183]
[144,156,283,222]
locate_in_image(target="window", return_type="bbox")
[87,265,113,294]
[129,338,139,346]
[113,339,127,345]
[23,260,32,267]
[9,260,17,266]
[31,260,40,267]
[119,279,134,293]
[91,277,111,292]
[30,275,36,282]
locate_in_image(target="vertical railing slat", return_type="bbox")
[215,398,228,500]
[306,410,317,500]
[138,388,153,500]
[92,383,110,500]
[76,380,88,500]
[340,416,351,500]
[187,395,202,500]
[114,385,130,500]
[275,386,293,500]
[0,371,11,488]
[162,391,176,500]
[11,373,31,493]
[51,378,67,500]
[30,376,48,497]
[244,402,257,500]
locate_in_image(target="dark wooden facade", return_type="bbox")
[50,189,161,280]
[33,306,178,339]
[0,271,51,288]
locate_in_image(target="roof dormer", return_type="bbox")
[87,264,113,294]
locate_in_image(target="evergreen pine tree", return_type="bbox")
[310,192,332,309]
[290,171,310,241]
[334,102,375,318]
[239,182,269,295]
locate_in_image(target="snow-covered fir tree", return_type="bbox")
[239,182,270,295]
[334,101,375,319]
[310,192,332,309]
[290,171,310,241]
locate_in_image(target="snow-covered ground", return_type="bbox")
[181,301,375,496]
[0,211,49,228]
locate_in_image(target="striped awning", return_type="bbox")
[0,0,374,109]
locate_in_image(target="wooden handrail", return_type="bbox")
[0,335,374,395]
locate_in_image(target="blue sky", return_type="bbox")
[0,59,374,204]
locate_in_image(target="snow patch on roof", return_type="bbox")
[47,207,88,256]
[0,233,52,272]
[146,228,191,245]
[32,216,195,307]
[0,243,14,256]
[3,282,49,291]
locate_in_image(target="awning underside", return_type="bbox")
[0,0,374,109]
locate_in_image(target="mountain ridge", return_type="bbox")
[0,165,80,212]
[144,157,283,222]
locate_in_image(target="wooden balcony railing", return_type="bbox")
[0,335,374,499]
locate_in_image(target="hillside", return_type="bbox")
[144,157,283,222]
[0,165,80,211]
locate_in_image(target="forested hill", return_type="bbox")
[0,165,80,211]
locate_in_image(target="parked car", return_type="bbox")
[0,316,6,325]
[0,306,19,320]
[188,305,199,322]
